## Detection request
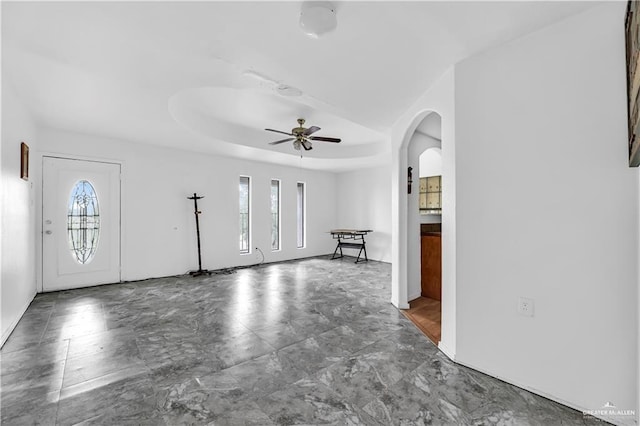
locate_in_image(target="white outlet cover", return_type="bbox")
[518,297,534,317]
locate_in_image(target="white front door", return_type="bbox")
[43,157,121,291]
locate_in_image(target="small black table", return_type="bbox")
[330,229,373,263]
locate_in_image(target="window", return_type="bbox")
[239,176,250,253]
[297,182,305,248]
[68,180,100,264]
[271,179,280,251]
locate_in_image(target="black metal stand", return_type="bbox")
[188,193,211,276]
[330,230,372,264]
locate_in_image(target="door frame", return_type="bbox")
[37,152,124,293]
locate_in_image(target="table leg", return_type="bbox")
[331,239,342,259]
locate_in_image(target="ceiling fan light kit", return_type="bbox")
[299,1,337,38]
[266,118,341,152]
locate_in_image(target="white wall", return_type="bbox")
[454,4,637,424]
[37,127,337,283]
[419,148,442,178]
[1,80,38,345]
[335,165,391,263]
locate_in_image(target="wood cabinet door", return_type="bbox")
[426,192,441,209]
[419,177,427,193]
[421,234,442,300]
[427,176,440,192]
[419,193,427,209]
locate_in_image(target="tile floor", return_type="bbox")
[1,256,601,425]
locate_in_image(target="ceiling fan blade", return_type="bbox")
[303,126,321,136]
[301,140,313,151]
[265,128,294,136]
[309,136,341,143]
[269,138,295,145]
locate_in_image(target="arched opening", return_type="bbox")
[403,113,443,344]
[390,97,455,357]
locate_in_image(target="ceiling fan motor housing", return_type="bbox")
[293,118,306,135]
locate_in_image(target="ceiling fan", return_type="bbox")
[266,118,341,151]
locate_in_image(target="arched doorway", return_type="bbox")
[390,81,457,359]
[403,113,443,344]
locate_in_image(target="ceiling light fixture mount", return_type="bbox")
[276,84,303,97]
[242,70,303,98]
[300,1,337,39]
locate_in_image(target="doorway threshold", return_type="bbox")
[402,296,441,345]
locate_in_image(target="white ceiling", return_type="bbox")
[2,1,598,171]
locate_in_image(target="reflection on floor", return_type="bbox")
[402,296,442,345]
[1,256,598,425]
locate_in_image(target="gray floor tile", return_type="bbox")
[0,256,595,425]
[257,377,382,425]
[226,350,309,399]
[56,374,163,425]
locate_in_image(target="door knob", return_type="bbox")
[45,230,52,235]
[45,220,52,225]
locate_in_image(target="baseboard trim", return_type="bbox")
[438,341,456,361]
[408,292,422,302]
[454,359,635,426]
[1,294,35,348]
[392,298,410,309]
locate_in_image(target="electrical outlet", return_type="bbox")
[517,297,534,317]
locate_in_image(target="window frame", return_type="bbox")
[239,175,251,254]
[296,181,306,249]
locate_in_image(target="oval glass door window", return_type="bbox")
[67,180,100,264]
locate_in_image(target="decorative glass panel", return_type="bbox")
[67,180,100,264]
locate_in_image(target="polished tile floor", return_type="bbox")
[1,256,599,425]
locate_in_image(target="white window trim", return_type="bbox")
[297,181,306,249]
[239,175,251,255]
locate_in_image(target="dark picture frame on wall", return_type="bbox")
[20,142,29,180]
[625,0,640,167]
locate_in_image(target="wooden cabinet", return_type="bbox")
[419,193,427,209]
[419,178,427,193]
[419,176,441,214]
[426,176,440,192]
[426,192,440,209]
[421,233,441,301]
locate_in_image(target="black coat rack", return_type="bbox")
[188,193,211,276]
